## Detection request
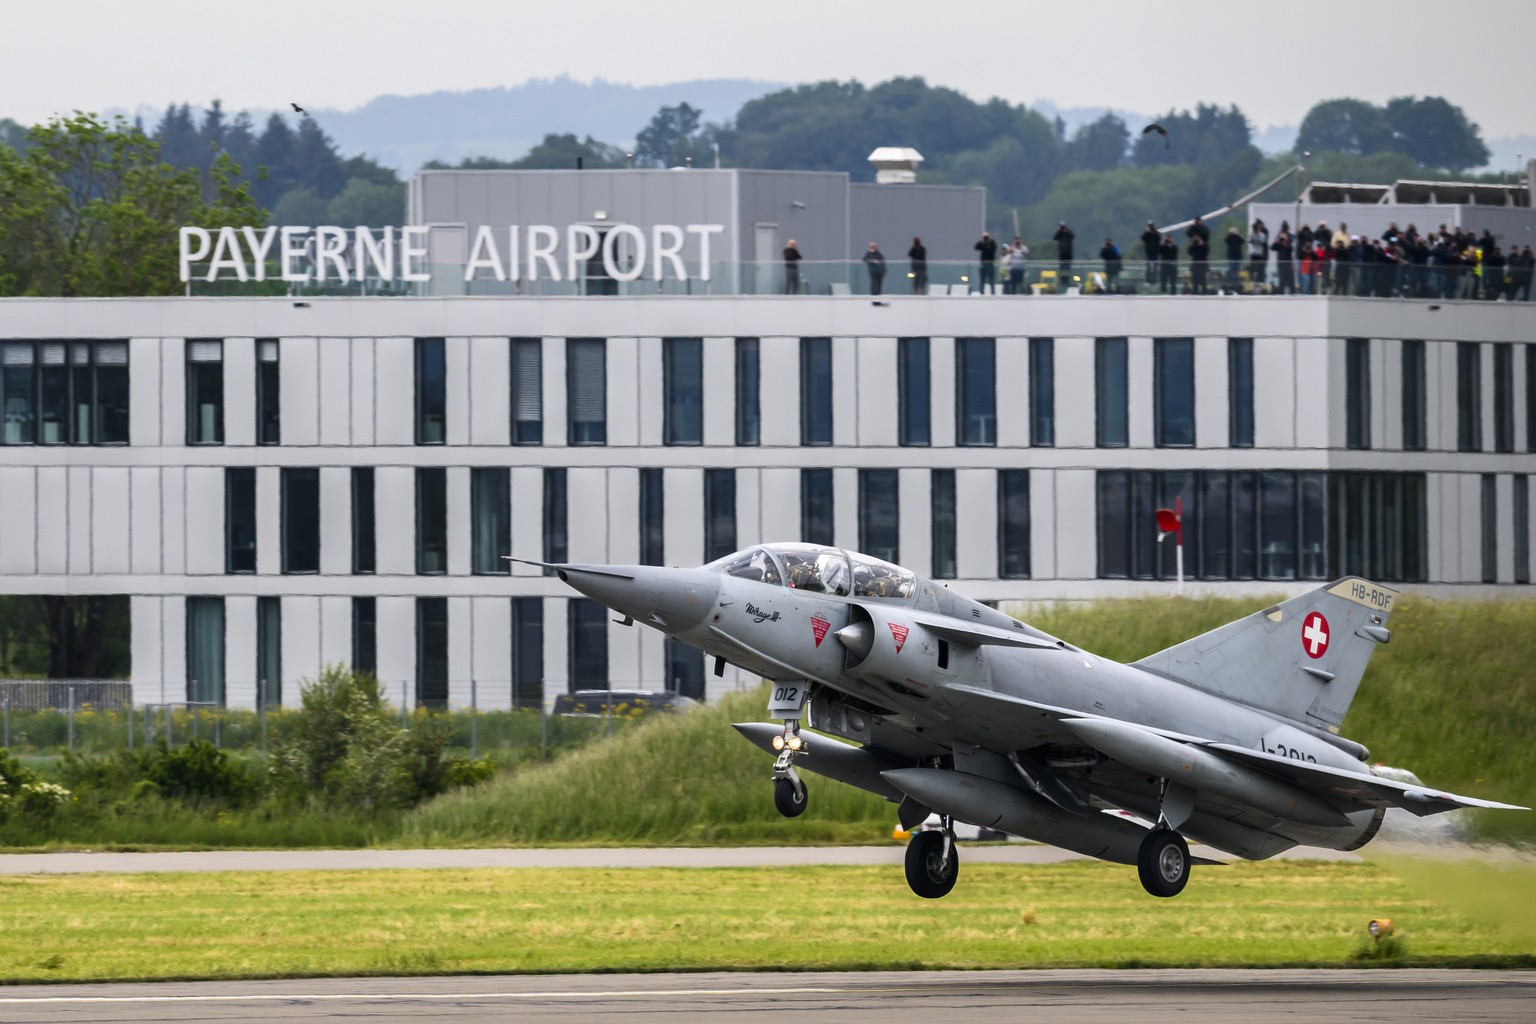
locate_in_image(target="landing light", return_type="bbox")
[787,734,804,751]
[771,734,785,751]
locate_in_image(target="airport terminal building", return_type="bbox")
[2,169,1534,710]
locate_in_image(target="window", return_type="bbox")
[187,338,224,445]
[416,467,447,574]
[416,597,448,709]
[543,467,567,568]
[1329,473,1427,582]
[735,338,760,446]
[639,469,664,566]
[1154,473,1198,580]
[567,337,606,445]
[1096,336,1128,447]
[1345,337,1371,450]
[998,470,1030,579]
[1228,338,1253,448]
[1482,474,1498,584]
[665,637,705,700]
[471,467,510,574]
[1494,343,1514,454]
[281,468,320,573]
[1516,476,1530,586]
[256,338,280,445]
[1030,338,1054,447]
[186,596,225,705]
[801,468,834,546]
[1232,471,1257,580]
[0,340,129,446]
[1529,346,1536,454]
[704,468,736,563]
[1402,339,1426,452]
[225,467,257,574]
[352,597,377,676]
[663,337,703,445]
[568,599,609,690]
[800,337,832,445]
[415,337,445,445]
[1096,471,1157,580]
[859,469,899,563]
[1298,472,1328,581]
[1259,470,1297,580]
[1198,472,1230,580]
[512,598,544,708]
[898,337,930,446]
[956,337,996,446]
[257,596,281,708]
[931,469,957,579]
[510,337,543,445]
[351,468,376,574]
[1155,337,1195,447]
[1458,342,1482,452]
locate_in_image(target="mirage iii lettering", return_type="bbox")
[519,543,1526,900]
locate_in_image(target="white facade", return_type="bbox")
[1,293,1533,709]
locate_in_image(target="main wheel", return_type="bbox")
[904,829,959,899]
[1137,828,1190,898]
[774,777,807,818]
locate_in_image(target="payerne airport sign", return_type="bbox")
[178,224,727,284]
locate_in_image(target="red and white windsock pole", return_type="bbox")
[1156,497,1184,596]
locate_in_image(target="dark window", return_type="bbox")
[1232,471,1258,580]
[257,596,281,708]
[543,467,567,568]
[1228,338,1254,448]
[1097,471,1131,579]
[416,467,447,574]
[510,337,543,445]
[1402,339,1426,452]
[1,342,36,444]
[187,339,224,445]
[351,468,376,574]
[1346,338,1371,450]
[1329,473,1427,582]
[281,467,321,574]
[0,340,131,446]
[1096,336,1128,447]
[1482,474,1498,584]
[801,468,834,545]
[512,597,544,708]
[351,597,377,676]
[1154,473,1197,580]
[415,337,445,445]
[471,467,510,574]
[1494,343,1514,454]
[898,337,930,446]
[1299,472,1328,580]
[665,637,706,700]
[998,469,1030,579]
[1097,471,1161,580]
[931,469,956,580]
[1198,472,1230,579]
[416,597,449,709]
[256,338,280,445]
[225,467,256,574]
[1259,471,1297,580]
[735,338,760,446]
[704,468,736,563]
[859,469,899,563]
[568,599,609,690]
[1528,346,1536,454]
[1458,342,1483,452]
[1030,337,1055,447]
[639,469,664,566]
[1517,476,1531,586]
[567,337,606,445]
[1154,337,1195,447]
[800,337,832,445]
[664,337,703,445]
[956,337,996,446]
[186,596,225,706]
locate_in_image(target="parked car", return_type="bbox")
[552,689,698,718]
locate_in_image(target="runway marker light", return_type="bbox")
[1368,918,1394,942]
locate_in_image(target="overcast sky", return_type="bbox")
[8,0,1533,139]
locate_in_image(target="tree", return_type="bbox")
[326,177,405,227]
[252,113,296,207]
[0,118,29,154]
[0,113,264,297]
[1133,104,1253,168]
[509,133,625,170]
[1384,95,1489,171]
[270,186,329,227]
[291,117,349,199]
[1070,113,1130,172]
[1295,99,1394,157]
[635,102,703,167]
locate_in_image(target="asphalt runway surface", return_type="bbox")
[2,969,1532,1023]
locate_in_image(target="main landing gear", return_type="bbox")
[1138,779,1193,897]
[905,817,959,899]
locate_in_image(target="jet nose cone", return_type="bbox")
[556,564,719,633]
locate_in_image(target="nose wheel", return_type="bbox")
[904,820,959,898]
[774,776,807,817]
[1136,828,1190,898]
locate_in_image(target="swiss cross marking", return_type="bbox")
[810,616,831,648]
[889,623,910,653]
[1302,612,1330,659]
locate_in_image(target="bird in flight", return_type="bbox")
[1142,123,1169,149]
[291,102,307,115]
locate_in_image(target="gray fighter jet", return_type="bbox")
[535,543,1526,898]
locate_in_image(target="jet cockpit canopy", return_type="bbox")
[706,543,917,602]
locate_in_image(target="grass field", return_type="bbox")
[0,858,1531,983]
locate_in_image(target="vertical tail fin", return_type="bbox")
[1132,579,1398,730]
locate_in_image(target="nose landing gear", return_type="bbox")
[770,719,809,818]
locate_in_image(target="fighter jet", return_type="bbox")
[533,543,1526,898]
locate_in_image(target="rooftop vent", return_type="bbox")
[868,147,924,185]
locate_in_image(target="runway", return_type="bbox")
[1,969,1531,1023]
